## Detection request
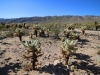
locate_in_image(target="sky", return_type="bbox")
[0,0,100,18]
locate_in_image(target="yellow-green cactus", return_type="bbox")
[60,38,78,65]
[22,39,41,52]
[22,39,43,70]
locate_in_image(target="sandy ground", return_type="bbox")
[0,29,100,75]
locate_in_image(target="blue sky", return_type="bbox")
[0,0,100,18]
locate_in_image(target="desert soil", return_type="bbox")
[0,29,100,75]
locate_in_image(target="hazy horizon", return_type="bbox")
[0,0,100,19]
[0,15,100,19]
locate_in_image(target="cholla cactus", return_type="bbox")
[13,28,24,41]
[67,25,72,30]
[45,29,50,37]
[63,30,71,38]
[60,38,78,65]
[17,23,23,28]
[25,24,29,29]
[22,39,43,70]
[5,24,10,29]
[63,29,75,38]
[67,24,75,30]
[71,33,80,40]
[81,26,86,35]
[29,33,33,39]
[94,21,100,30]
[60,38,78,53]
[11,23,17,28]
[95,21,98,30]
[22,22,26,28]
[39,29,45,37]
[33,25,41,30]
[33,29,38,37]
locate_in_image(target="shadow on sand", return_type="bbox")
[37,53,100,75]
[37,63,69,75]
[0,62,21,75]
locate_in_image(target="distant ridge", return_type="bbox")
[0,15,100,24]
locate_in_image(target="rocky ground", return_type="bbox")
[0,29,100,75]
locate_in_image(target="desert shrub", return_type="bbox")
[63,27,80,40]
[0,24,7,31]
[0,31,14,39]
[50,24,60,39]
[86,25,94,30]
[33,24,41,30]
[23,28,30,36]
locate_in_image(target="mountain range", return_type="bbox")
[0,15,100,24]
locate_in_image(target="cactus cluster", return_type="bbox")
[5,24,10,29]
[38,28,45,37]
[33,25,41,30]
[22,39,43,70]
[32,24,46,37]
[64,29,80,40]
[3,22,29,29]
[63,30,72,38]
[67,24,75,30]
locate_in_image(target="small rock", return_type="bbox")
[54,53,57,55]
[15,68,18,70]
[23,72,28,75]
[4,57,11,61]
[48,54,51,57]
[45,63,50,66]
[16,59,20,61]
[70,72,75,75]
[53,60,61,66]
[1,62,5,64]
[44,56,46,58]
[70,65,75,71]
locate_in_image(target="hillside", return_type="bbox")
[0,15,100,24]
